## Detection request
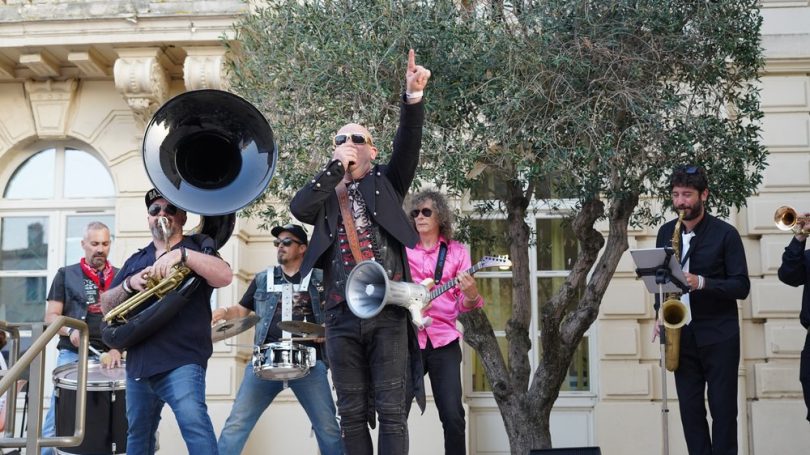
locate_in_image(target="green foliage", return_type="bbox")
[226,0,765,449]
[228,0,765,230]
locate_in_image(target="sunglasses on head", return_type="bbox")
[148,203,179,217]
[679,165,699,174]
[334,133,373,147]
[410,208,433,218]
[273,238,303,247]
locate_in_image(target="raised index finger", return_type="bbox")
[408,49,415,72]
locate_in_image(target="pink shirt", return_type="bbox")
[407,237,485,349]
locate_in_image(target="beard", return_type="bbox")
[150,218,180,241]
[89,254,107,268]
[679,199,704,221]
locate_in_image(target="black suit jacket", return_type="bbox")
[290,96,427,414]
[656,213,749,347]
[778,237,810,329]
[291,98,423,278]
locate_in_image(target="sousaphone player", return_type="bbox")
[101,89,277,455]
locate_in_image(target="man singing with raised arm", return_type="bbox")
[290,49,430,454]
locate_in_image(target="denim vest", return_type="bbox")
[252,266,324,346]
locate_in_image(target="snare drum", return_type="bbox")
[252,342,316,380]
[53,360,127,454]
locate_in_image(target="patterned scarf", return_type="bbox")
[79,257,114,292]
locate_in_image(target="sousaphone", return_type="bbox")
[102,89,277,349]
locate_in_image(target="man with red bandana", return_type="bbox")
[42,221,121,454]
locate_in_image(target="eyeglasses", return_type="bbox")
[273,238,304,247]
[679,165,699,174]
[333,133,373,147]
[410,208,433,218]
[148,203,179,217]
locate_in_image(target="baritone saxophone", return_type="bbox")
[663,210,688,372]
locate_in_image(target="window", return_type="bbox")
[0,217,48,322]
[466,172,593,395]
[0,146,115,327]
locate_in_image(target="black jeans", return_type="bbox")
[326,303,410,455]
[800,330,810,422]
[675,325,740,455]
[422,338,466,455]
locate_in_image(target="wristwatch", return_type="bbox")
[66,327,75,337]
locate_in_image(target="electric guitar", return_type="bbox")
[422,255,512,301]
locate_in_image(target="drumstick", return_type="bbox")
[279,337,322,342]
[224,343,258,348]
[88,345,111,366]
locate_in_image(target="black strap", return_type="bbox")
[679,232,699,267]
[433,242,448,284]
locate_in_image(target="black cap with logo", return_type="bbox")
[270,224,308,245]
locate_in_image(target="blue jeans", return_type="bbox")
[217,360,342,455]
[325,304,410,455]
[125,363,217,455]
[42,349,80,455]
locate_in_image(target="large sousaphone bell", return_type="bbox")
[103,89,277,349]
[345,260,432,329]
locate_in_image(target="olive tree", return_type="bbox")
[226,0,766,452]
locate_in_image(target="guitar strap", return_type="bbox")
[433,242,448,284]
[335,183,364,264]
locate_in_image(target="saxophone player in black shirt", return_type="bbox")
[656,165,750,455]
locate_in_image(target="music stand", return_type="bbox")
[630,247,689,455]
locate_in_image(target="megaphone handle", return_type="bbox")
[408,303,431,330]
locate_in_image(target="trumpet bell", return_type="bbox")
[143,89,277,216]
[774,205,798,232]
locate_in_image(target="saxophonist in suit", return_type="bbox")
[655,165,750,455]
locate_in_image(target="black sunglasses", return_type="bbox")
[148,203,178,217]
[410,208,433,218]
[334,133,373,147]
[274,238,304,247]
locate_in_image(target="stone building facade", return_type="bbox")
[0,1,808,453]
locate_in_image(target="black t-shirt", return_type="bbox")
[47,267,107,353]
[240,271,322,360]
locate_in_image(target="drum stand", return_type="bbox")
[632,247,689,455]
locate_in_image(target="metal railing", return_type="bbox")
[0,316,89,453]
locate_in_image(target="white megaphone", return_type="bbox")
[345,260,433,329]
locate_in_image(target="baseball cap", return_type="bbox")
[270,224,308,245]
[145,188,164,207]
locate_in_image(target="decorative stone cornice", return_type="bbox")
[764,58,810,74]
[0,57,13,79]
[23,79,78,138]
[183,46,229,91]
[20,52,60,78]
[68,48,109,78]
[113,48,170,127]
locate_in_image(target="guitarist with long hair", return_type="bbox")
[406,190,484,455]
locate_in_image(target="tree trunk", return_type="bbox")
[459,309,545,454]
[460,192,639,454]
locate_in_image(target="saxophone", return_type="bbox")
[662,210,688,372]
